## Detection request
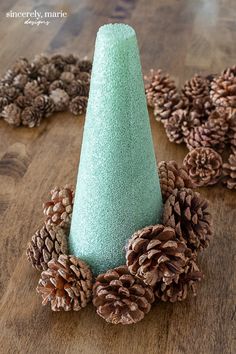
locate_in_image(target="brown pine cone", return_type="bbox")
[24,80,44,98]
[12,57,30,75]
[126,225,189,287]
[182,74,212,116]
[1,69,15,84]
[66,80,89,97]
[2,103,22,126]
[26,224,68,271]
[34,95,55,117]
[163,188,213,252]
[49,80,65,92]
[50,89,69,111]
[78,59,92,73]
[50,54,67,70]
[69,96,88,115]
[3,86,19,102]
[21,106,42,128]
[210,66,236,108]
[222,149,236,189]
[78,71,91,83]
[39,63,61,81]
[185,110,229,153]
[37,255,93,311]
[32,54,49,68]
[63,54,78,65]
[63,64,81,76]
[0,97,9,111]
[12,74,28,89]
[93,265,154,325]
[15,95,33,109]
[158,160,193,201]
[183,147,223,187]
[155,258,203,302]
[60,71,75,83]
[43,185,74,227]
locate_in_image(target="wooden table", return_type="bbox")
[0,1,235,353]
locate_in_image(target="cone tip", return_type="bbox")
[97,23,136,43]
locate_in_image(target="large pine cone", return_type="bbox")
[43,185,74,227]
[183,147,223,187]
[210,66,236,108]
[223,148,236,189]
[163,188,213,252]
[158,160,193,201]
[144,69,187,122]
[185,110,229,153]
[182,74,212,117]
[93,265,154,325]
[126,225,189,287]
[26,224,68,271]
[37,255,93,311]
[155,258,203,302]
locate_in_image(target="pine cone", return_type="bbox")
[15,95,33,109]
[63,54,78,65]
[163,188,213,252]
[3,87,19,102]
[126,225,189,287]
[69,96,88,115]
[1,69,15,84]
[66,80,89,97]
[223,149,236,189]
[0,96,8,111]
[39,63,61,81]
[185,110,229,152]
[49,80,65,92]
[34,95,55,117]
[50,89,69,111]
[155,258,203,302]
[93,265,154,325]
[78,59,92,73]
[63,64,81,76]
[2,103,21,126]
[144,69,187,122]
[43,185,74,227]
[37,255,93,311]
[26,224,68,271]
[21,106,42,127]
[60,71,75,83]
[50,54,67,70]
[182,74,212,116]
[210,66,236,108]
[158,160,193,201]
[183,147,222,187]
[24,80,44,98]
[32,54,49,68]
[12,57,30,75]
[12,74,28,89]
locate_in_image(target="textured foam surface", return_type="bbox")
[69,23,163,275]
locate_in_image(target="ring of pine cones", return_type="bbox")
[26,161,213,325]
[145,67,236,189]
[0,54,91,127]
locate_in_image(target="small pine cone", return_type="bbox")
[93,265,154,325]
[15,95,33,109]
[12,57,30,75]
[50,54,67,70]
[0,96,9,111]
[49,80,65,92]
[222,150,236,189]
[21,106,42,128]
[2,103,21,126]
[78,71,91,83]
[164,109,200,144]
[155,258,203,302]
[37,255,93,311]
[32,54,49,67]
[39,63,61,82]
[24,80,44,98]
[182,74,212,115]
[163,188,213,252]
[64,64,81,76]
[185,110,229,153]
[226,108,236,147]
[210,66,236,108]
[12,74,28,89]
[78,59,92,73]
[34,95,55,117]
[26,224,68,271]
[69,96,88,115]
[183,147,222,187]
[64,54,78,65]
[126,225,188,287]
[60,71,75,83]
[43,185,74,227]
[1,69,15,84]
[50,88,69,111]
[3,86,19,102]
[66,80,89,97]
[158,160,193,201]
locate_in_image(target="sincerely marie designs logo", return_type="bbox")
[5,9,68,26]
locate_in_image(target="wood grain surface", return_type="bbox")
[0,1,235,353]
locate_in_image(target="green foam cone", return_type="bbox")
[69,23,163,275]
